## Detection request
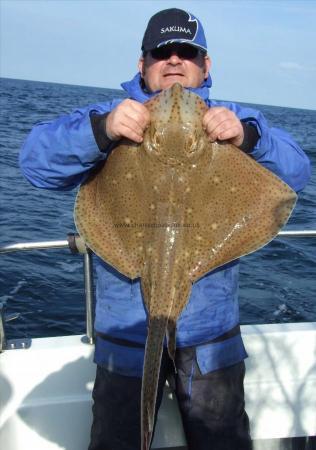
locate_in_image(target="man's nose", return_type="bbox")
[167,52,182,64]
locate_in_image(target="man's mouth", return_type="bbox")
[163,73,184,78]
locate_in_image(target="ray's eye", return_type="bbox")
[152,130,163,150]
[143,128,163,157]
[186,132,198,154]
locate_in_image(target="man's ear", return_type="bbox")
[204,56,211,80]
[138,57,145,78]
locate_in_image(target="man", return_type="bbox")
[20,8,310,450]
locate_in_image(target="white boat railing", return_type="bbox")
[0,230,315,352]
[1,230,316,254]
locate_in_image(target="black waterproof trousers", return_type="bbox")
[88,348,252,450]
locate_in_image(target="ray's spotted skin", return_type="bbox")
[74,83,297,450]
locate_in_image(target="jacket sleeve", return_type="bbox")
[19,99,122,190]
[209,100,311,193]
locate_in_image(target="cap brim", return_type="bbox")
[151,39,207,53]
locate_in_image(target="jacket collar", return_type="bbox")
[121,72,212,103]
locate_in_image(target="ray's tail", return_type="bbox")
[141,316,168,450]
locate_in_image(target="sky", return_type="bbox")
[1,0,316,109]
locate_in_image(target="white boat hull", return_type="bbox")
[1,322,316,449]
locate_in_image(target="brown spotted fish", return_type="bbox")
[74,83,297,450]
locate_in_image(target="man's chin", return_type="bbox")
[162,76,186,89]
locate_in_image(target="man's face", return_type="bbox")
[138,44,211,92]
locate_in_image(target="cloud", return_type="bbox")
[278,61,316,73]
[279,61,305,71]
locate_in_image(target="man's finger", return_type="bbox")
[106,100,150,141]
[119,124,145,143]
[202,107,230,127]
[121,100,151,128]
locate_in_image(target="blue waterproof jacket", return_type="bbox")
[20,73,311,377]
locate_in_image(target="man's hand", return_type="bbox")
[202,107,244,147]
[105,99,150,143]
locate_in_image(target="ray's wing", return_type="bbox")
[182,142,297,282]
[74,142,155,279]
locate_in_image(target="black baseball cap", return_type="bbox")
[141,8,207,53]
